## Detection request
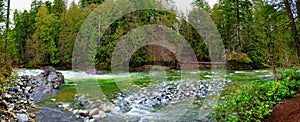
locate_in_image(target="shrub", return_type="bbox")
[0,56,16,93]
[210,67,300,121]
[0,66,12,93]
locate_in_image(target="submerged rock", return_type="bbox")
[85,69,102,75]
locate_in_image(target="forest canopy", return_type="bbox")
[0,0,299,70]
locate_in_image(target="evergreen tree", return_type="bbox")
[27,5,59,66]
[58,2,84,67]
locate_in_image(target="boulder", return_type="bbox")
[31,66,65,103]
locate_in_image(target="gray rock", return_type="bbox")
[92,114,101,120]
[31,67,65,103]
[17,114,29,122]
[24,87,31,94]
[89,108,99,116]
[99,110,107,118]
[93,110,106,120]
[73,109,79,114]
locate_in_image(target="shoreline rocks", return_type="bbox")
[0,67,65,122]
[113,80,231,113]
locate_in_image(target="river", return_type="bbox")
[16,69,273,121]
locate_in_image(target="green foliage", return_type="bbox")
[0,66,10,93]
[80,0,105,8]
[0,57,14,93]
[227,52,252,64]
[210,68,300,121]
[58,2,84,67]
[0,0,299,70]
[26,5,60,66]
[52,0,66,17]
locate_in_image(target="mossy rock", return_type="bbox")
[226,52,253,70]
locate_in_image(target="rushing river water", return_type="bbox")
[16,69,273,121]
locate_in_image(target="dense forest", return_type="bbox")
[0,0,299,70]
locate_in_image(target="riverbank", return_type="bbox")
[0,67,65,121]
[271,93,300,122]
[210,68,300,121]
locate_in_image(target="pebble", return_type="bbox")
[51,99,56,102]
[92,110,106,120]
[89,119,96,122]
[8,107,14,112]
[98,110,106,118]
[2,100,9,107]
[3,93,12,99]
[101,104,112,112]
[89,108,99,116]
[73,109,79,114]
[20,109,27,113]
[61,103,70,110]
[29,113,36,118]
[79,110,89,116]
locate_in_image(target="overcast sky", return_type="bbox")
[11,0,218,12]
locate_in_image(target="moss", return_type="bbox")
[226,52,254,70]
[227,52,252,63]
[54,86,77,102]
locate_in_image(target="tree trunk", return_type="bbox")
[284,0,300,61]
[5,0,10,62]
[236,0,241,52]
[270,32,277,81]
[297,0,300,23]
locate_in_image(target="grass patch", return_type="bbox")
[54,86,77,102]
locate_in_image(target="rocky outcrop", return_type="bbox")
[226,52,254,70]
[31,66,65,103]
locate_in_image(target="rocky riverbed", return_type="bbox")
[51,79,231,121]
[0,67,64,122]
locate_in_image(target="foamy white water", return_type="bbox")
[15,69,132,80]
